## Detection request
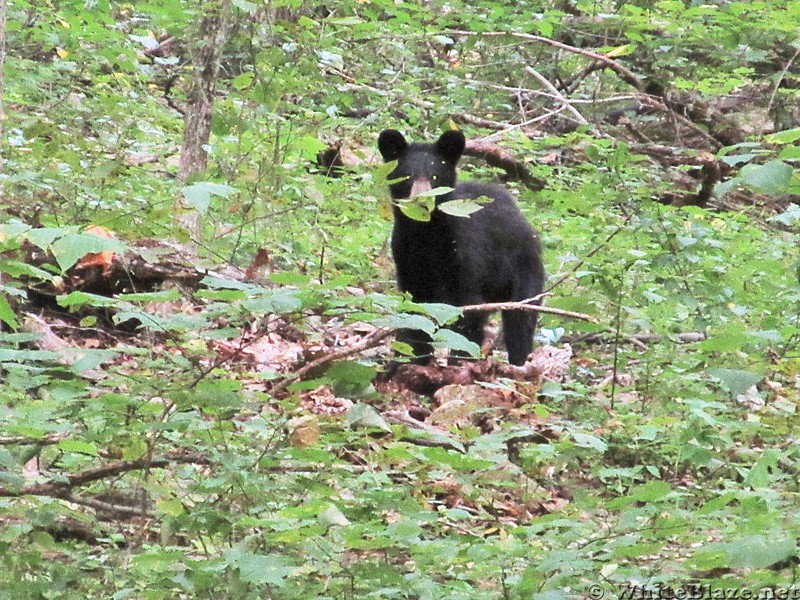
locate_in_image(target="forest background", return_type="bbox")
[1,0,800,598]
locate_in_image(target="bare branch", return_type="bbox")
[66,494,156,519]
[0,433,69,446]
[523,65,595,130]
[461,296,598,323]
[269,328,396,396]
[449,29,644,91]
[463,140,546,189]
[0,454,209,498]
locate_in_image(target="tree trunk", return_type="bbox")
[177,0,233,182]
[0,0,8,174]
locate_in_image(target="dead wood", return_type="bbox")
[18,240,209,303]
[388,360,542,397]
[462,296,598,323]
[0,452,209,500]
[269,328,395,396]
[463,140,546,190]
[565,331,707,346]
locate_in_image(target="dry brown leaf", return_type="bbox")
[75,225,117,273]
[300,385,354,415]
[528,344,572,381]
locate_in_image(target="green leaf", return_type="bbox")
[324,361,376,397]
[374,159,399,185]
[346,403,391,432]
[765,127,800,144]
[628,480,671,501]
[694,535,796,570]
[739,160,794,194]
[269,272,312,286]
[63,348,117,373]
[699,325,749,352]
[58,291,119,308]
[374,313,436,334]
[767,203,800,226]
[414,186,454,198]
[779,145,800,160]
[58,440,99,457]
[181,182,237,215]
[50,233,126,272]
[294,135,328,160]
[413,302,463,325]
[242,290,303,314]
[231,0,257,14]
[157,498,186,517]
[438,199,485,217]
[0,348,59,362]
[0,260,52,280]
[713,177,741,197]
[431,328,480,357]
[25,227,65,252]
[118,290,181,303]
[0,222,31,241]
[318,503,351,527]
[399,200,433,222]
[572,432,608,452]
[224,549,293,586]
[708,368,762,396]
[0,294,19,329]
[201,275,256,291]
[743,449,780,488]
[719,153,760,167]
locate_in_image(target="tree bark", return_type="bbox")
[177,0,233,181]
[0,0,8,174]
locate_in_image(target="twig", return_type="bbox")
[66,494,156,519]
[523,65,595,130]
[270,300,594,396]
[455,113,512,131]
[636,94,722,150]
[383,409,466,452]
[0,454,209,498]
[546,213,634,292]
[0,433,69,446]
[449,29,644,91]
[461,296,598,323]
[269,328,396,396]
[767,46,800,118]
[566,331,707,346]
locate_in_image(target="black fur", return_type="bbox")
[378,129,545,366]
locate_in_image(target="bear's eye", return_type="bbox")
[431,174,438,181]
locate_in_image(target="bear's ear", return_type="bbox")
[378,129,408,162]
[435,130,465,164]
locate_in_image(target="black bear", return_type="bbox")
[377,129,545,366]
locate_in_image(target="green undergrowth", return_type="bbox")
[2,0,800,597]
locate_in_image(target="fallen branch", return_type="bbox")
[0,453,209,498]
[566,331,707,346]
[463,140,546,189]
[67,494,156,519]
[0,433,69,446]
[270,299,594,396]
[384,409,466,452]
[269,328,396,396]
[523,65,595,130]
[461,296,598,323]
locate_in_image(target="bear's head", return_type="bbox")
[378,129,465,200]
